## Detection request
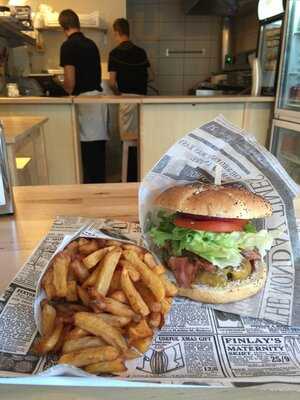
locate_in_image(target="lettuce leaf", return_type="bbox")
[149,213,276,269]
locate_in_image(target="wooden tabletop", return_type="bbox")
[0,183,139,294]
[1,115,48,144]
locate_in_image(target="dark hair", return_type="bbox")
[59,9,80,30]
[113,18,130,36]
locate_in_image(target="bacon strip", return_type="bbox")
[168,256,216,288]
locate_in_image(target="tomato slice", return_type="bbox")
[174,216,247,232]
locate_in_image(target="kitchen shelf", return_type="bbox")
[0,17,35,47]
[281,152,300,166]
[37,26,107,33]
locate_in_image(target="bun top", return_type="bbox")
[154,183,272,219]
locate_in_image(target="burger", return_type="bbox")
[149,183,275,304]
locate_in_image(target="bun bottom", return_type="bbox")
[177,261,267,304]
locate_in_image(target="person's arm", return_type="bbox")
[147,65,155,83]
[108,71,120,95]
[63,65,75,95]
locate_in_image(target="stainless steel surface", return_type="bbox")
[195,89,223,96]
[221,17,233,70]
[251,58,262,96]
[0,121,14,215]
[183,0,257,16]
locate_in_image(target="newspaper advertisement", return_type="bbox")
[139,115,300,326]
[1,215,300,386]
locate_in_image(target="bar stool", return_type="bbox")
[120,131,138,182]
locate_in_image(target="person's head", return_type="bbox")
[113,18,130,43]
[59,9,80,36]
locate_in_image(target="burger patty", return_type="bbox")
[168,250,261,288]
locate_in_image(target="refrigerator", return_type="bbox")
[257,15,283,96]
[270,0,300,186]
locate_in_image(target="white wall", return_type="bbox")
[127,0,221,95]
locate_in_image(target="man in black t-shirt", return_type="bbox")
[108,18,153,181]
[59,9,108,183]
[108,19,152,96]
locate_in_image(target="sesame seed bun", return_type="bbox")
[154,183,272,219]
[177,261,267,304]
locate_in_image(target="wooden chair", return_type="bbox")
[120,131,138,182]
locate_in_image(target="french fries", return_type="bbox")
[52,253,70,298]
[85,358,126,374]
[81,263,102,288]
[96,313,131,328]
[65,327,89,340]
[148,312,162,328]
[121,268,150,317]
[75,312,128,352]
[35,319,64,354]
[58,345,119,367]
[143,253,157,269]
[62,336,105,354]
[118,260,140,282]
[77,286,91,307]
[37,237,177,377]
[41,303,56,336]
[66,281,78,302]
[107,270,122,293]
[95,248,122,296]
[159,274,178,297]
[82,246,115,270]
[134,282,162,313]
[123,251,165,301]
[70,258,90,283]
[110,290,128,304]
[90,294,136,319]
[42,269,56,300]
[78,239,98,255]
[131,336,153,354]
[152,265,166,275]
[128,319,153,341]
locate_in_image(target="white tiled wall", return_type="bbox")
[127,0,221,95]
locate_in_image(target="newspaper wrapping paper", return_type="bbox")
[139,115,300,326]
[1,215,300,386]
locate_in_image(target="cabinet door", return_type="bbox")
[278,0,300,112]
[271,121,300,185]
[259,20,282,96]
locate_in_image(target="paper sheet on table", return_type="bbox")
[1,215,300,387]
[139,115,300,326]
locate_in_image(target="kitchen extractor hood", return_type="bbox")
[183,0,258,17]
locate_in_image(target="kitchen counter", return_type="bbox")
[0,95,274,104]
[141,95,274,104]
[0,95,275,184]
[0,96,72,104]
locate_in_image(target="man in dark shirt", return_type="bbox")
[108,18,153,181]
[59,9,108,183]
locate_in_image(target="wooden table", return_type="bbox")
[0,183,139,294]
[1,115,49,185]
[1,183,300,400]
